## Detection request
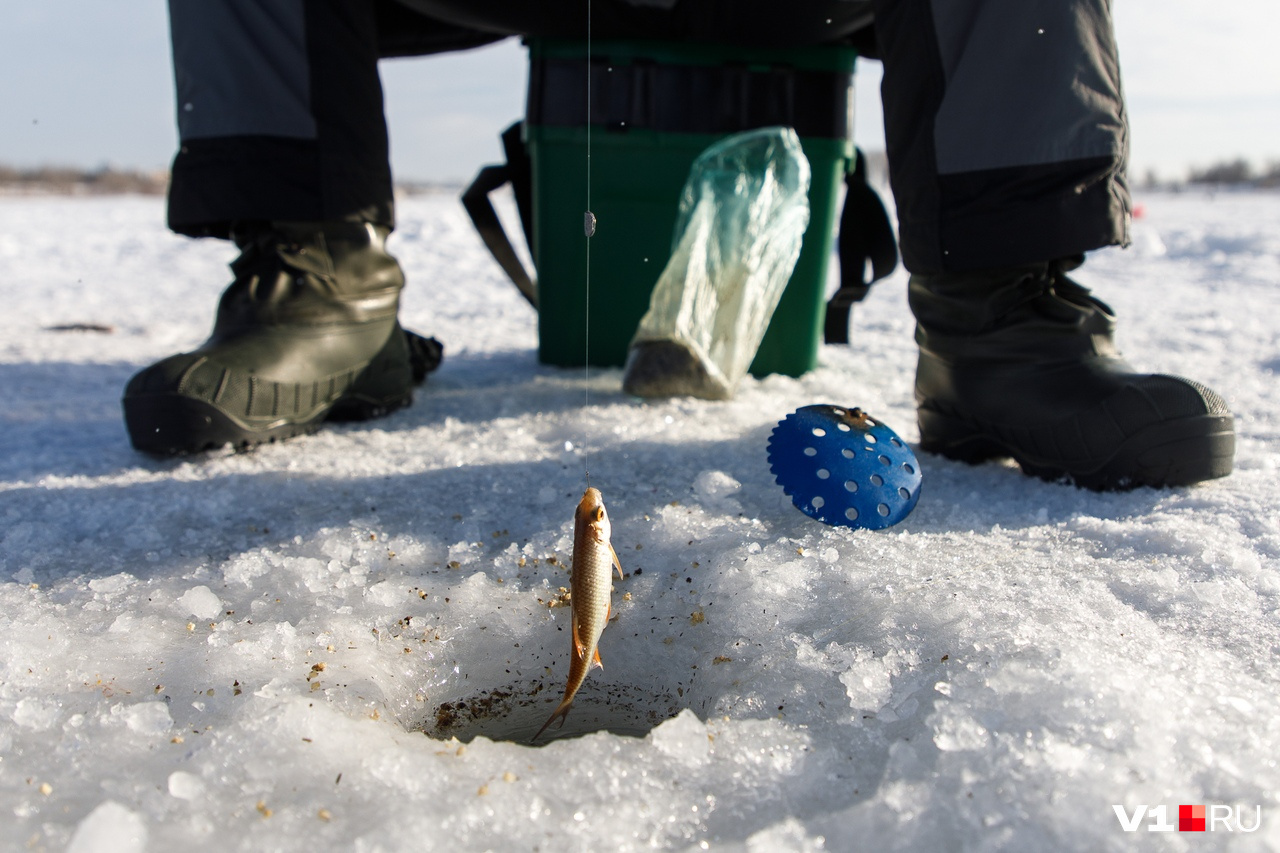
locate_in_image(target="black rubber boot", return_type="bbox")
[123,221,441,455]
[910,258,1235,490]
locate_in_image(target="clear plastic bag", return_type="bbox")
[622,127,810,400]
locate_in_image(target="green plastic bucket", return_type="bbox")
[525,38,856,377]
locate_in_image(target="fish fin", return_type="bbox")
[609,543,623,579]
[592,647,603,670]
[572,618,585,660]
[531,698,574,743]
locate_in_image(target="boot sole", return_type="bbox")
[122,325,434,455]
[124,389,412,455]
[918,407,1235,491]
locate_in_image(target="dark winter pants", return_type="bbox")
[166,0,1130,274]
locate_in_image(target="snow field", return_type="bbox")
[1,191,1278,851]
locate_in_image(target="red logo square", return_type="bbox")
[1180,804,1206,832]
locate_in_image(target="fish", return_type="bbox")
[531,487,623,742]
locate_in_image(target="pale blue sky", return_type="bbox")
[2,2,1276,183]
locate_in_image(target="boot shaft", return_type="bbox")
[909,258,1120,364]
[216,220,404,334]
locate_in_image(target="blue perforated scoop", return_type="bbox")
[768,405,922,529]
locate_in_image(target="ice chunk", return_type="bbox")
[115,701,172,736]
[176,585,222,620]
[648,709,710,765]
[693,470,743,513]
[88,573,133,595]
[747,818,825,852]
[168,771,206,801]
[108,613,140,633]
[839,649,897,712]
[12,697,60,731]
[223,551,272,585]
[365,580,402,607]
[66,801,148,853]
[931,705,991,752]
[694,470,741,501]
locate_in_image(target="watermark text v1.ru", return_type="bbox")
[1113,804,1262,833]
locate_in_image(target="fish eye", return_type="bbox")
[594,507,605,521]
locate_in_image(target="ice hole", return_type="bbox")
[421,680,690,744]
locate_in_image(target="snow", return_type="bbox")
[1,190,1278,851]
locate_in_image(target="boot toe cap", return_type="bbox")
[918,372,1235,490]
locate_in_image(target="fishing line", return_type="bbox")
[581,0,595,487]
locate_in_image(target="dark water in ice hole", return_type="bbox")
[418,679,699,744]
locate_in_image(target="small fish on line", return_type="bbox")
[584,211,597,238]
[531,487,622,743]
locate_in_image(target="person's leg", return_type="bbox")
[166,0,499,237]
[874,0,1234,488]
[875,0,1129,273]
[125,0,463,454]
[167,0,394,237]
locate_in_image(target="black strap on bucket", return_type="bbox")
[460,122,538,308]
[825,149,898,344]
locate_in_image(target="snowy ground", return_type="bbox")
[1,190,1278,852]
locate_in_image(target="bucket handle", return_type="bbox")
[461,123,538,309]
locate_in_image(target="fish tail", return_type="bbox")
[530,696,574,743]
